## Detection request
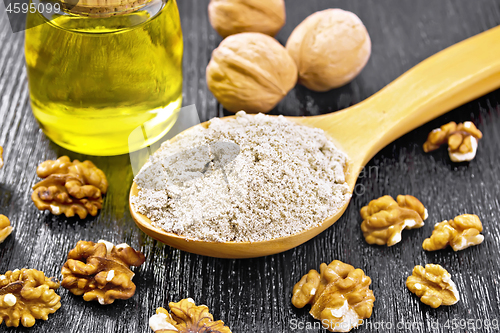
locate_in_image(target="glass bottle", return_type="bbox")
[25,0,183,155]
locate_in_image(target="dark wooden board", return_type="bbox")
[1,0,500,332]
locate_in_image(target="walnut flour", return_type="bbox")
[132,111,350,242]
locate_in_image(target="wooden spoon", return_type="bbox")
[130,26,500,258]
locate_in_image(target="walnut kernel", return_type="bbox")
[206,32,297,113]
[423,214,484,251]
[0,215,13,244]
[292,260,375,332]
[423,121,482,162]
[61,240,145,305]
[36,156,108,192]
[32,156,108,219]
[208,0,285,38]
[149,298,232,333]
[406,264,459,308]
[0,268,61,327]
[286,9,371,91]
[360,195,427,246]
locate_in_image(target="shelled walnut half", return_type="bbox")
[423,214,484,251]
[423,121,482,162]
[31,156,108,219]
[149,298,232,333]
[0,215,13,244]
[360,195,427,246]
[0,268,61,327]
[406,264,459,308]
[61,240,145,305]
[292,260,375,332]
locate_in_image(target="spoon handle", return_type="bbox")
[320,25,500,169]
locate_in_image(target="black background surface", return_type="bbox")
[1,1,500,332]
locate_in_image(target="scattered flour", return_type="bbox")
[132,111,350,242]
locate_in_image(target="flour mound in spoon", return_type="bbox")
[132,111,350,242]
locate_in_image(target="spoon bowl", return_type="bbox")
[130,26,500,258]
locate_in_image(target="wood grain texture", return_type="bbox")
[1,0,500,332]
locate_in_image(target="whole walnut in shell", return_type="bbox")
[208,0,286,38]
[206,32,297,113]
[286,9,371,91]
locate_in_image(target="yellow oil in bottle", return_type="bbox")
[25,0,183,155]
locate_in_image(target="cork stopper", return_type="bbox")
[59,0,152,17]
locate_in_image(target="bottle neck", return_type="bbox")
[59,0,153,18]
[39,0,166,34]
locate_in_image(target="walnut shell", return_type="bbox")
[208,0,286,38]
[286,9,371,92]
[206,32,297,113]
